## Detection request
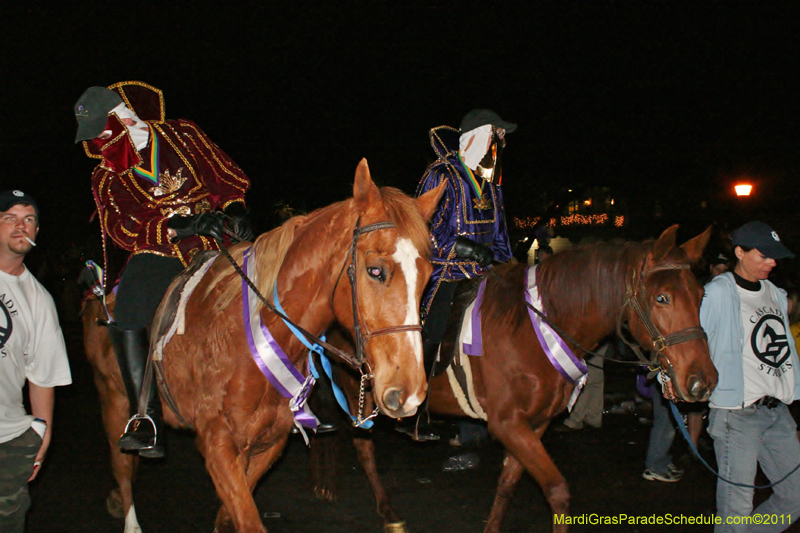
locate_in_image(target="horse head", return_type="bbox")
[330,159,445,419]
[629,225,718,402]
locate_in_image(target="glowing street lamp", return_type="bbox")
[734,184,753,197]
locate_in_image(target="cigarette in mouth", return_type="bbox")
[24,236,37,246]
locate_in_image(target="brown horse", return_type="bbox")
[311,225,718,533]
[82,159,445,533]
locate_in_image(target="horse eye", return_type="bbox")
[655,294,669,305]
[367,266,385,282]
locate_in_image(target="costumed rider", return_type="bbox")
[400,109,516,441]
[74,82,252,458]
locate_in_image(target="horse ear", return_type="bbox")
[415,182,446,222]
[652,224,679,261]
[681,225,713,264]
[353,158,382,210]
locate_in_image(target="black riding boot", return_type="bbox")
[110,326,165,458]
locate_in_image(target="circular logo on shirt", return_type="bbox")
[750,314,790,368]
[0,300,12,352]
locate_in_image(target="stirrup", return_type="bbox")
[120,414,158,450]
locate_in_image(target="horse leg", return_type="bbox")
[353,435,406,531]
[310,432,341,502]
[97,380,142,533]
[203,423,289,533]
[486,421,569,533]
[88,334,142,533]
[484,452,525,533]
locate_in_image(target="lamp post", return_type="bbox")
[734,183,753,197]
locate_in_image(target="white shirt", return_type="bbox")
[738,284,795,407]
[0,266,71,442]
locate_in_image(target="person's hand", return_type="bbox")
[28,433,50,482]
[454,237,494,267]
[223,203,254,242]
[168,213,226,242]
[471,243,494,267]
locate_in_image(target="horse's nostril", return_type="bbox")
[687,375,706,401]
[383,388,404,412]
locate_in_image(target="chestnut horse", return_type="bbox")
[310,225,718,533]
[81,159,445,533]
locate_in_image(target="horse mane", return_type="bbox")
[483,240,658,332]
[205,216,306,312]
[205,186,431,313]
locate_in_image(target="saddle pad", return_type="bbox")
[456,265,587,411]
[446,329,488,421]
[152,253,218,362]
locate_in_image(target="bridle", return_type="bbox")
[520,262,707,378]
[222,216,423,425]
[331,218,423,365]
[617,263,707,373]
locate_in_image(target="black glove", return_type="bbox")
[168,212,226,242]
[454,237,494,267]
[224,202,254,243]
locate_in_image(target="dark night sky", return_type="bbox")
[2,3,799,251]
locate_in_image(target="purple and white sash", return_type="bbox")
[461,266,588,387]
[241,248,319,439]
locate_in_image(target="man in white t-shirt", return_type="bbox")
[0,189,72,533]
[701,221,800,532]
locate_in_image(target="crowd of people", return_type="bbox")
[2,80,800,532]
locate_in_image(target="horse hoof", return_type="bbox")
[313,486,337,502]
[384,521,408,533]
[106,490,124,519]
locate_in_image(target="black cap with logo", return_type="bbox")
[0,189,39,216]
[74,86,123,143]
[731,221,794,259]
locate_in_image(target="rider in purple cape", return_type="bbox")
[400,110,516,441]
[416,110,515,340]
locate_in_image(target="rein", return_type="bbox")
[219,244,365,369]
[511,262,706,375]
[218,217,406,370]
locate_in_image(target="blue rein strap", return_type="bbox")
[669,402,800,489]
[272,282,325,356]
[272,285,374,430]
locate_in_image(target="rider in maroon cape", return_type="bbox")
[74,81,251,458]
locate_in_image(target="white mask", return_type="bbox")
[459,125,493,172]
[108,102,150,151]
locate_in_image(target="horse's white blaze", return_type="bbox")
[124,504,142,533]
[393,238,422,365]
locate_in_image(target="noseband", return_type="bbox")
[332,218,423,366]
[619,263,707,370]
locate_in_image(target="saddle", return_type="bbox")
[151,250,220,347]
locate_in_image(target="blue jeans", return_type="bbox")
[645,384,676,474]
[708,403,800,532]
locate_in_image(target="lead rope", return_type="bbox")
[669,402,800,489]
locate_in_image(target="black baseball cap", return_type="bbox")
[460,109,517,134]
[731,221,794,259]
[0,189,39,215]
[74,86,123,143]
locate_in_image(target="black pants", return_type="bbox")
[114,254,185,329]
[422,280,459,346]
